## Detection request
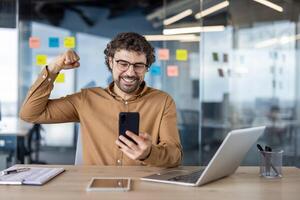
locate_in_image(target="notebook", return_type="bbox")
[141,126,265,186]
[0,166,65,185]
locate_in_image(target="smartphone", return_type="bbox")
[119,112,139,144]
[86,177,131,192]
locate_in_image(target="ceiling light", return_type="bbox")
[163,9,193,26]
[163,26,225,35]
[253,0,283,12]
[255,34,300,48]
[144,34,200,41]
[195,1,229,19]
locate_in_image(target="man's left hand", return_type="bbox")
[115,131,152,161]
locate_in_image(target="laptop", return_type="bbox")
[141,126,265,186]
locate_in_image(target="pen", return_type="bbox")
[1,168,30,176]
[256,144,279,176]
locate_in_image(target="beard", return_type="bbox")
[114,75,142,94]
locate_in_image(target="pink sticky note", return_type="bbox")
[29,37,40,48]
[158,48,169,60]
[167,65,179,77]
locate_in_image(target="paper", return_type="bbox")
[0,167,65,185]
[64,37,75,48]
[36,55,47,66]
[176,49,188,61]
[223,53,228,63]
[158,49,169,60]
[55,73,65,83]
[29,37,40,48]
[167,65,179,77]
[212,52,219,61]
[218,68,224,77]
[150,65,161,76]
[49,37,59,48]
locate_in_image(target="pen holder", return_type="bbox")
[259,150,283,178]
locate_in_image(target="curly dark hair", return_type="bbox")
[104,32,155,71]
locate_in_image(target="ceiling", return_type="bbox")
[20,0,170,26]
[2,0,300,29]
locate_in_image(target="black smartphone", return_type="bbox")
[119,112,139,144]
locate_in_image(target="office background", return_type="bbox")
[0,0,299,169]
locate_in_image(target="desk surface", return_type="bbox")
[0,165,299,200]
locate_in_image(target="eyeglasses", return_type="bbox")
[113,58,148,73]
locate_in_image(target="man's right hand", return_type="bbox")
[48,49,80,73]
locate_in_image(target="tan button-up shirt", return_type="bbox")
[19,67,183,167]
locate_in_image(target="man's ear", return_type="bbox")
[108,57,113,70]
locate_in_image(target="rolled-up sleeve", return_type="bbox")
[19,66,81,124]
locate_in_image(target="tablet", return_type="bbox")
[86,177,131,192]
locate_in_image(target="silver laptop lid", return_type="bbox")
[197,126,265,186]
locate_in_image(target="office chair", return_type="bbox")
[25,124,46,164]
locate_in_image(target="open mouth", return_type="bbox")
[121,77,137,85]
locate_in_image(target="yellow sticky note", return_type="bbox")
[64,37,75,48]
[176,49,188,61]
[55,73,65,83]
[36,55,47,66]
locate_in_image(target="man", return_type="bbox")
[20,32,182,167]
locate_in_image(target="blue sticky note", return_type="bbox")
[49,37,59,48]
[150,65,161,76]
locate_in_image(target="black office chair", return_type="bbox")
[25,124,46,164]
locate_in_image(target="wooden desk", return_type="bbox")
[0,165,299,200]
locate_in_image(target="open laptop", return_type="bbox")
[141,126,265,186]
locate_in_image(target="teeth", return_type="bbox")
[122,77,136,83]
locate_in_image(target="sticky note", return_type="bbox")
[64,37,75,48]
[167,65,179,77]
[29,37,40,48]
[55,73,65,83]
[218,68,224,77]
[158,49,169,60]
[36,55,47,66]
[212,52,219,61]
[176,49,188,61]
[223,53,228,63]
[150,65,161,76]
[49,37,59,48]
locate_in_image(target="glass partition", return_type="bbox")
[199,0,300,166]
[9,0,300,167]
[160,0,300,166]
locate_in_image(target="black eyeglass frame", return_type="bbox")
[113,58,149,73]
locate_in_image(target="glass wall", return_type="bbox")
[159,0,300,166]
[202,0,300,166]
[4,0,299,166]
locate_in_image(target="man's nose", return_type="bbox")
[125,64,136,75]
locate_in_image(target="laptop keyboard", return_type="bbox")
[168,169,204,183]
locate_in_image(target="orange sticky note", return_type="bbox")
[36,55,47,66]
[158,48,169,60]
[55,73,65,83]
[64,37,75,48]
[176,49,188,61]
[29,37,40,48]
[167,65,179,77]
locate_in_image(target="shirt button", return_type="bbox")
[42,74,46,79]
[117,181,122,187]
[124,101,128,105]
[117,159,122,165]
[47,78,51,82]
